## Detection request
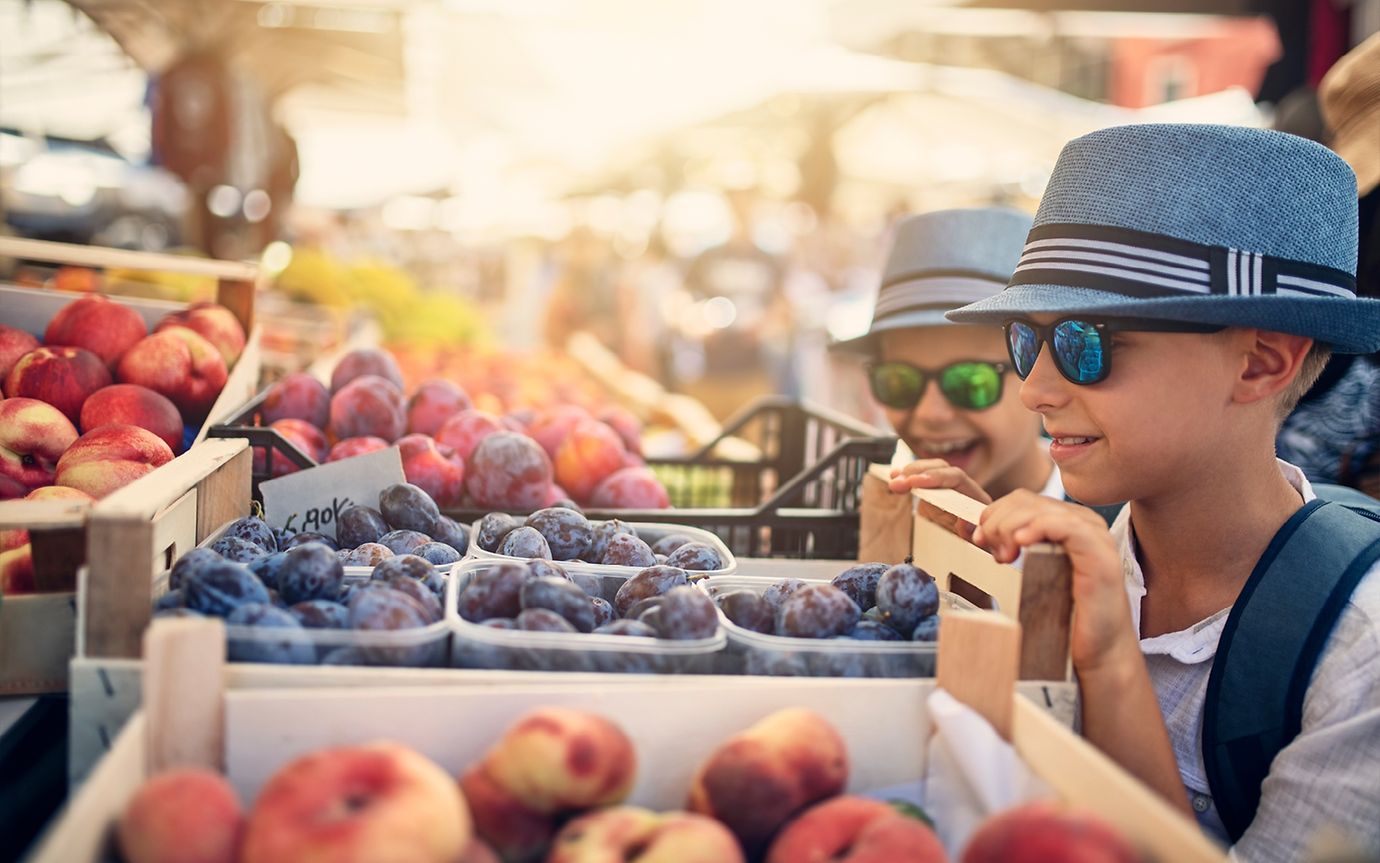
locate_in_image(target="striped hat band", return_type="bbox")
[872,269,1008,322]
[1011,223,1356,300]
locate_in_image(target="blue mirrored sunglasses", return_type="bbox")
[1002,318,1226,385]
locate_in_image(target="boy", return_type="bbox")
[947,124,1380,861]
[832,207,1057,504]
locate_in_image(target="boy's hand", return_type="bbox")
[972,490,1138,673]
[888,459,993,504]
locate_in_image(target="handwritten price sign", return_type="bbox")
[260,447,405,540]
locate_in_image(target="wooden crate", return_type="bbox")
[34,611,1224,863]
[0,238,261,694]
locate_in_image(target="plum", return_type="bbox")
[589,467,670,509]
[329,348,404,393]
[337,505,389,548]
[328,374,406,442]
[876,563,939,636]
[465,432,553,512]
[516,608,578,633]
[184,560,270,617]
[520,577,596,632]
[370,554,435,584]
[370,577,444,623]
[168,547,221,590]
[378,529,431,556]
[458,563,529,622]
[277,542,345,605]
[262,371,330,428]
[776,584,860,639]
[281,531,338,552]
[340,543,393,567]
[524,507,592,561]
[320,647,372,666]
[911,615,940,642]
[527,559,572,582]
[221,516,278,553]
[498,526,551,560]
[762,579,808,615]
[413,541,462,566]
[153,589,184,611]
[428,515,470,555]
[654,586,718,640]
[476,512,520,553]
[594,620,658,638]
[716,590,774,634]
[571,572,605,597]
[625,596,666,622]
[379,482,441,534]
[211,535,267,564]
[664,542,723,572]
[480,618,518,630]
[226,604,315,665]
[848,620,904,641]
[590,596,615,628]
[613,565,688,617]
[588,519,637,562]
[249,551,290,591]
[650,534,693,556]
[830,562,889,611]
[599,534,656,568]
[289,599,349,630]
[348,586,430,632]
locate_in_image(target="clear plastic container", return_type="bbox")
[446,559,727,674]
[700,574,977,678]
[466,520,736,577]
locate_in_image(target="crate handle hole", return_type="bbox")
[949,572,997,611]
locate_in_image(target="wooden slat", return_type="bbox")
[29,527,85,592]
[94,439,248,520]
[84,517,155,659]
[858,466,913,564]
[0,236,258,281]
[142,618,225,773]
[1018,546,1073,680]
[194,448,251,543]
[0,498,89,530]
[0,593,74,694]
[937,611,1021,739]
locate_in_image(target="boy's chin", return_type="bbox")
[1061,476,1123,509]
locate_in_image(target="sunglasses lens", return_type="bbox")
[1052,320,1106,383]
[940,362,1003,410]
[1007,322,1039,378]
[869,363,925,409]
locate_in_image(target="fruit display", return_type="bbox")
[449,559,726,674]
[249,347,672,510]
[701,562,968,678]
[469,506,733,575]
[112,704,1138,863]
[151,491,457,667]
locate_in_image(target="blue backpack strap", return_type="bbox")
[1203,494,1380,842]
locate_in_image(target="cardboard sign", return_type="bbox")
[260,447,404,539]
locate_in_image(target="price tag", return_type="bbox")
[260,447,404,539]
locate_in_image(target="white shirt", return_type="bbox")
[1112,460,1380,862]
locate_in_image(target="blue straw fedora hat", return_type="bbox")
[947,124,1380,354]
[831,206,1033,354]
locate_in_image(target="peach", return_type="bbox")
[460,839,503,863]
[156,302,245,366]
[54,424,175,498]
[5,345,112,424]
[397,433,465,506]
[0,324,40,391]
[548,807,745,863]
[598,407,643,457]
[407,379,473,437]
[687,708,848,856]
[555,419,627,503]
[43,294,147,369]
[329,375,406,442]
[529,405,593,460]
[767,797,948,863]
[0,397,80,498]
[478,708,636,815]
[589,467,671,510]
[116,767,242,863]
[0,544,35,594]
[256,419,329,478]
[436,409,504,462]
[242,741,470,863]
[962,803,1140,863]
[330,348,405,394]
[459,765,555,863]
[118,327,228,423]
[261,372,330,429]
[4,485,95,548]
[80,384,185,454]
[327,436,390,463]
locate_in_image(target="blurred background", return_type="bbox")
[0,0,1369,425]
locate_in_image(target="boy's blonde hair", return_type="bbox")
[1279,342,1333,419]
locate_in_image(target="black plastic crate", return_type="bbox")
[209,393,897,559]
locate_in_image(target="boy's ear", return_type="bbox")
[1234,329,1313,406]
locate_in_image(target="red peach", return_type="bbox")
[80,384,185,454]
[549,807,745,863]
[155,302,245,366]
[330,348,405,394]
[598,407,644,457]
[43,294,147,369]
[477,707,636,816]
[767,796,948,863]
[5,346,112,424]
[54,424,175,498]
[261,372,330,429]
[0,544,35,594]
[0,397,80,498]
[459,766,555,863]
[327,436,390,463]
[397,433,465,507]
[256,419,329,478]
[962,802,1140,863]
[0,324,40,391]
[406,379,473,437]
[528,405,593,460]
[465,431,554,512]
[554,419,627,503]
[589,467,671,509]
[242,742,470,863]
[116,767,243,863]
[329,375,407,442]
[460,839,503,863]
[117,328,228,423]
[436,409,504,462]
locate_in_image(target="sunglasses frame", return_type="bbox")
[1002,317,1227,385]
[865,358,1011,412]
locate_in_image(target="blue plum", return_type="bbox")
[183,560,270,617]
[225,603,315,665]
[277,542,345,605]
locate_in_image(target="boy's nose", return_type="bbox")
[1019,344,1071,413]
[911,380,958,425]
